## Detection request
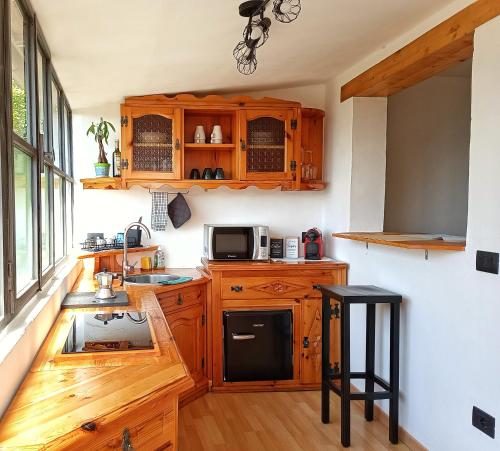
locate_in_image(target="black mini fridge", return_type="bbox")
[223,310,293,382]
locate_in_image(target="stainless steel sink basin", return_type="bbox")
[124,274,181,285]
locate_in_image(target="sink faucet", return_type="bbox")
[122,221,152,285]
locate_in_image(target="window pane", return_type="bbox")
[63,104,71,173]
[10,0,29,141]
[41,166,51,270]
[37,47,47,152]
[51,81,61,167]
[54,174,63,261]
[66,181,73,252]
[0,156,3,323]
[14,148,35,293]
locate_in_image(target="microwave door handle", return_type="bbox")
[252,227,259,260]
[232,333,256,341]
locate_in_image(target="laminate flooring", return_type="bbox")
[179,391,412,451]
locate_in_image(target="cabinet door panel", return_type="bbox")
[166,305,205,381]
[240,109,295,181]
[122,106,181,180]
[301,299,340,385]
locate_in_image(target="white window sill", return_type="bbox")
[0,257,82,366]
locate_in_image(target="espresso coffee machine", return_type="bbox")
[302,228,324,260]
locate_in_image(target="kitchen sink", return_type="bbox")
[124,274,181,285]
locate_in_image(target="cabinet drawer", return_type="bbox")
[157,285,202,313]
[221,276,333,300]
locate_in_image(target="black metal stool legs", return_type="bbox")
[319,284,401,448]
[340,302,351,447]
[321,294,331,424]
[389,302,400,444]
[364,304,376,421]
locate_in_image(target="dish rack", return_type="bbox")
[80,237,142,253]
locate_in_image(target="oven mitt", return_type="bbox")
[167,193,191,229]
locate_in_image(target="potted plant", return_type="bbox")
[86,118,116,177]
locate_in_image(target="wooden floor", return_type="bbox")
[179,391,411,451]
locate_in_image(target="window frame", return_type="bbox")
[0,0,74,329]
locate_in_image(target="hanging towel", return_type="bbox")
[151,192,168,231]
[168,193,191,229]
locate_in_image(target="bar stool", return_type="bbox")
[319,285,402,447]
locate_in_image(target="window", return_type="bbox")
[10,0,29,142]
[51,80,61,167]
[37,46,47,152]
[14,148,35,294]
[54,174,63,262]
[0,0,74,329]
[41,166,51,271]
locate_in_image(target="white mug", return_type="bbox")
[194,125,206,144]
[211,125,223,144]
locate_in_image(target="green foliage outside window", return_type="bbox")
[12,80,27,139]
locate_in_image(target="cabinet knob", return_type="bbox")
[303,336,310,348]
[81,421,97,432]
[312,284,321,291]
[122,428,134,450]
[175,138,181,150]
[231,285,243,292]
[331,303,340,319]
[177,294,183,305]
[240,139,246,150]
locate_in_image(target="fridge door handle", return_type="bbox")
[232,333,256,341]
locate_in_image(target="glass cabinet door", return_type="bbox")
[240,109,295,181]
[122,107,181,180]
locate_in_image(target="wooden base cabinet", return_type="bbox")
[301,299,341,386]
[157,284,209,404]
[204,259,347,391]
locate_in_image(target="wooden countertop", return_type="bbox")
[333,232,466,251]
[0,266,209,449]
[202,257,348,272]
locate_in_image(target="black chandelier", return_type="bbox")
[234,0,302,75]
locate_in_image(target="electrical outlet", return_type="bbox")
[472,406,495,439]
[476,251,499,275]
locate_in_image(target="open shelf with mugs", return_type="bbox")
[183,109,238,146]
[81,94,326,191]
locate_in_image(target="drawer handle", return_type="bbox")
[232,333,256,341]
[177,294,183,305]
[81,421,97,432]
[312,284,321,291]
[231,285,243,292]
[122,428,134,450]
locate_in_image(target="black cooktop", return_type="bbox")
[62,312,154,354]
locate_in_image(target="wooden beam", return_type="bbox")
[341,0,500,102]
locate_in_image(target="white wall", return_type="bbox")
[73,85,327,267]
[323,14,500,451]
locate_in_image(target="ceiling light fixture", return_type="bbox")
[234,0,301,75]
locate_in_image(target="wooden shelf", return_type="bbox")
[184,143,236,150]
[77,245,159,260]
[80,178,325,191]
[80,177,122,190]
[333,232,466,251]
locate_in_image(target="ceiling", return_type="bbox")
[30,0,460,109]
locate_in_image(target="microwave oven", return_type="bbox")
[203,225,270,261]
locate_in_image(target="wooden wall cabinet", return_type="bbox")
[157,284,209,404]
[240,108,296,181]
[82,94,325,191]
[121,106,182,180]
